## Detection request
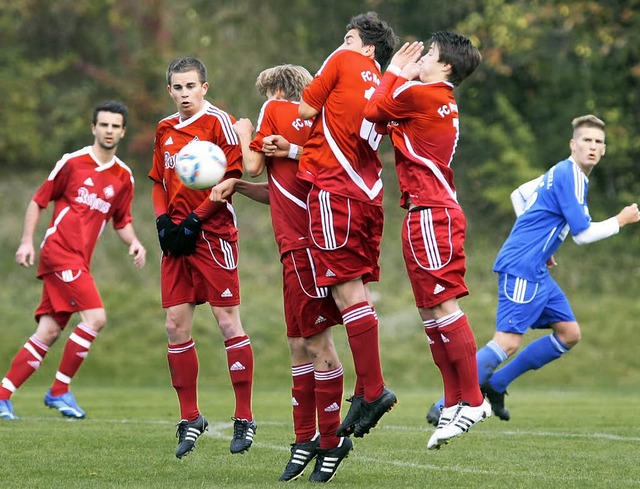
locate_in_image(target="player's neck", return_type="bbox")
[92,144,116,165]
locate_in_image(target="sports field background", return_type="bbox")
[1,174,640,487]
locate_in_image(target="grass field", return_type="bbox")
[1,386,639,488]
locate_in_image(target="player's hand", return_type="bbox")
[546,255,557,269]
[156,214,179,256]
[209,178,237,204]
[129,240,146,268]
[175,212,202,256]
[617,203,640,227]
[263,135,291,158]
[389,41,424,71]
[15,242,35,268]
[233,118,254,138]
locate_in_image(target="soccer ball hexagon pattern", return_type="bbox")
[175,140,227,190]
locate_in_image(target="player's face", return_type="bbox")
[417,43,449,83]
[340,29,374,58]
[570,127,606,175]
[168,70,209,119]
[92,111,126,151]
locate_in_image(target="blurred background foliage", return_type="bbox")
[2,0,639,228]
[2,0,640,391]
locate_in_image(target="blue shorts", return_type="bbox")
[495,273,575,334]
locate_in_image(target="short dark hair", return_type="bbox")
[166,57,207,86]
[347,12,398,68]
[93,100,128,127]
[431,31,482,87]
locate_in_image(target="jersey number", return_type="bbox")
[360,86,382,150]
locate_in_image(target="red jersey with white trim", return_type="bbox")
[33,146,135,277]
[149,100,243,240]
[298,49,385,205]
[250,98,313,255]
[364,71,461,210]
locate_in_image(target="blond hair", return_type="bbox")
[255,65,313,101]
[572,114,605,136]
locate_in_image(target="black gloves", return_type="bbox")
[156,214,179,256]
[175,212,202,256]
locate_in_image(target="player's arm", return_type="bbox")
[572,203,640,245]
[233,118,266,177]
[15,200,45,268]
[263,135,302,160]
[510,175,544,217]
[209,178,269,205]
[115,223,146,268]
[299,99,319,120]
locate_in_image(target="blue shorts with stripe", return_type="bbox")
[495,272,576,334]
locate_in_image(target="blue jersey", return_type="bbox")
[494,158,592,282]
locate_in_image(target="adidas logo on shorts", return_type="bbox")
[221,288,233,298]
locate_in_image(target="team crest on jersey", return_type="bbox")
[103,185,115,199]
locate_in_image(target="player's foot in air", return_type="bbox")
[426,403,461,450]
[175,414,209,458]
[0,399,18,420]
[428,400,491,449]
[44,390,86,419]
[481,382,511,420]
[230,417,257,454]
[335,394,363,437]
[426,402,442,428]
[308,436,353,483]
[353,387,397,438]
[279,435,319,482]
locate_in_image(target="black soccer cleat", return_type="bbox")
[279,436,319,482]
[335,395,364,437]
[175,414,209,458]
[230,417,257,454]
[308,437,353,483]
[481,382,511,421]
[353,387,398,438]
[426,402,442,428]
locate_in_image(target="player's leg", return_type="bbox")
[0,309,63,420]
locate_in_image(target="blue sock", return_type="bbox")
[434,341,508,410]
[489,334,569,393]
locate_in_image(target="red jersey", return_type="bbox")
[149,101,243,240]
[33,146,135,277]
[298,49,385,205]
[364,72,461,210]
[250,99,313,256]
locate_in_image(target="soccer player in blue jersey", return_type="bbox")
[427,114,640,424]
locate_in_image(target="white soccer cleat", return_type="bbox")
[427,400,491,450]
[426,403,461,450]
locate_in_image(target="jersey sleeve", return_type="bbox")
[302,52,341,112]
[556,166,591,235]
[364,71,412,123]
[33,158,72,208]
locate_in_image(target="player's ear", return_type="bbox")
[602,143,606,156]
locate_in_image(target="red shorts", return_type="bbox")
[161,232,240,308]
[35,270,103,328]
[282,249,342,338]
[402,207,469,308]
[307,186,382,287]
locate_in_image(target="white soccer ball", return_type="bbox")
[175,140,227,190]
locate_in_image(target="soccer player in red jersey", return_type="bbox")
[364,33,489,449]
[297,12,399,442]
[0,101,146,421]
[209,64,347,482]
[149,57,255,458]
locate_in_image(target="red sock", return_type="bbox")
[0,335,49,400]
[438,311,483,406]
[343,302,384,402]
[168,339,200,421]
[225,335,254,420]
[314,366,343,449]
[424,320,460,407]
[50,323,98,396]
[291,363,316,443]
